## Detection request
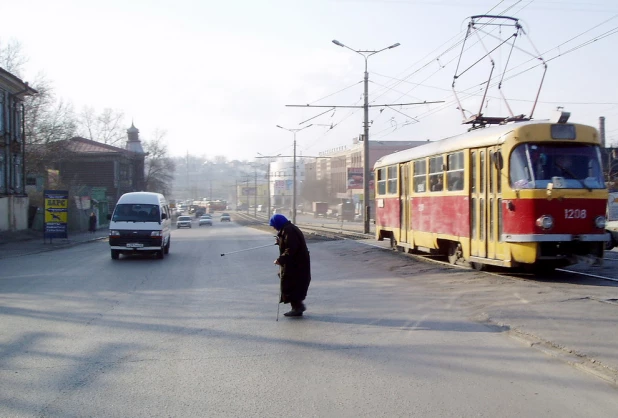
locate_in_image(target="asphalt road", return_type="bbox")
[1,219,617,417]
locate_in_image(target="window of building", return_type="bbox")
[0,151,5,194]
[13,154,22,193]
[429,155,444,192]
[377,167,386,195]
[446,151,464,191]
[413,159,427,192]
[0,90,5,136]
[387,165,398,194]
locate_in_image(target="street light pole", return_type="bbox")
[332,39,400,234]
[276,124,313,224]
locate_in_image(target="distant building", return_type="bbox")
[0,67,37,231]
[314,138,427,202]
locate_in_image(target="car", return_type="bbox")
[177,215,192,228]
[220,213,231,222]
[199,215,213,226]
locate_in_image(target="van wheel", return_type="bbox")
[164,238,170,254]
[111,250,119,260]
[156,249,164,259]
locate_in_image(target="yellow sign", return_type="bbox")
[45,210,68,223]
[45,198,68,208]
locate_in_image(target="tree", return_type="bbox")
[0,38,27,76]
[144,129,176,196]
[77,106,126,146]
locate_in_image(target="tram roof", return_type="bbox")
[374,120,569,168]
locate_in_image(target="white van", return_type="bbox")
[108,192,172,260]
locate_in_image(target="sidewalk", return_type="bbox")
[0,229,107,259]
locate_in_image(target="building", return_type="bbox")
[0,67,37,231]
[314,138,427,204]
[269,159,306,209]
[31,124,147,230]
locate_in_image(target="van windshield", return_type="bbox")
[112,204,161,222]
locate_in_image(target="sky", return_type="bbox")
[2,0,618,161]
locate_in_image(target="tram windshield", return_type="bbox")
[510,144,605,190]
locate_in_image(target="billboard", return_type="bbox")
[44,190,68,239]
[347,168,363,190]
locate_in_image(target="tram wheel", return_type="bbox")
[471,262,486,271]
[447,242,463,265]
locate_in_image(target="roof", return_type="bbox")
[374,120,596,168]
[65,137,139,155]
[0,66,38,98]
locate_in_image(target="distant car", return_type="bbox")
[220,213,231,222]
[177,215,192,228]
[199,215,213,226]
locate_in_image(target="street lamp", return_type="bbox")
[332,39,400,234]
[275,124,313,224]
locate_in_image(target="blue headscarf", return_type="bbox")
[269,214,289,231]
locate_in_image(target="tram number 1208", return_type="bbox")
[565,209,587,219]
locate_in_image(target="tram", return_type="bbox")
[373,115,609,270]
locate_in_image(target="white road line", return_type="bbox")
[557,268,618,283]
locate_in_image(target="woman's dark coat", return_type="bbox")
[88,214,97,232]
[276,221,311,303]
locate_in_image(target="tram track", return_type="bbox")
[233,211,618,284]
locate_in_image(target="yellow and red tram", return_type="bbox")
[374,118,608,270]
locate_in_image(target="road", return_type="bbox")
[1,219,617,417]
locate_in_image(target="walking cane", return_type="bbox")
[220,243,276,257]
[276,271,281,321]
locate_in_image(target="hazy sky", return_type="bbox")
[2,0,617,160]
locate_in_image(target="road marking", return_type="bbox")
[556,269,618,283]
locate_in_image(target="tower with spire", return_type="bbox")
[125,121,146,191]
[126,122,145,154]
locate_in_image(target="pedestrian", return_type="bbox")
[88,211,97,234]
[270,214,311,317]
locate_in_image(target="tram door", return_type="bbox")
[487,147,506,260]
[470,149,487,258]
[400,163,411,244]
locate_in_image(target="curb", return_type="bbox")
[491,320,618,387]
[0,236,108,259]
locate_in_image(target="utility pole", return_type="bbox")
[254,169,258,217]
[276,125,315,224]
[286,40,443,233]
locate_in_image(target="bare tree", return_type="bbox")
[77,106,126,145]
[0,38,28,76]
[23,75,77,179]
[144,129,176,196]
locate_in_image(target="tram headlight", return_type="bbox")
[536,215,554,230]
[595,216,606,229]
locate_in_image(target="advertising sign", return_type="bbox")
[44,190,68,239]
[347,168,363,190]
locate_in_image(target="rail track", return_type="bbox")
[232,212,618,285]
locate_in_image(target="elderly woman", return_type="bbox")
[270,214,311,317]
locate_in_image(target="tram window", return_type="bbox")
[489,198,494,242]
[498,198,503,241]
[413,160,427,193]
[480,152,485,194]
[479,198,484,240]
[471,152,476,193]
[447,152,464,191]
[387,165,398,194]
[377,168,386,195]
[471,198,476,239]
[497,149,502,194]
[489,151,495,194]
[429,156,444,192]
